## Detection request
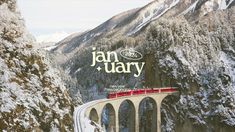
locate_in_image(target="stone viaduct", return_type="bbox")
[82,88,178,132]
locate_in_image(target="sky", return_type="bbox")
[17,0,152,38]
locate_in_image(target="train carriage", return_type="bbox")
[107,87,177,99]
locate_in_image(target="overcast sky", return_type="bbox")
[17,0,152,36]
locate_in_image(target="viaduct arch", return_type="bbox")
[83,89,178,132]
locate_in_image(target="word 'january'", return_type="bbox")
[91,47,145,77]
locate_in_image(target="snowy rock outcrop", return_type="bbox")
[0,0,74,131]
[142,9,235,131]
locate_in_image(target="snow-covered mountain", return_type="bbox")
[53,0,235,56]
[50,0,235,132]
[0,1,80,131]
[33,32,70,51]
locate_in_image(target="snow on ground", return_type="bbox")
[219,51,235,91]
[180,0,199,15]
[128,0,180,35]
[218,0,234,9]
[74,100,104,132]
[83,118,96,132]
[43,45,58,51]
[200,0,235,15]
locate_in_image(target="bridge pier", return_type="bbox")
[97,107,103,125]
[115,108,119,132]
[155,94,168,132]
[135,104,139,132]
[157,102,161,132]
[108,111,115,132]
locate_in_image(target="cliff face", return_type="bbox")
[142,8,235,131]
[0,0,74,131]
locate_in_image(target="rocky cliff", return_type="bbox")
[0,0,74,131]
[142,8,235,131]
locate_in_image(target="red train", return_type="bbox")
[107,87,177,99]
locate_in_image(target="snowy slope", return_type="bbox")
[53,0,235,56]
[128,0,180,35]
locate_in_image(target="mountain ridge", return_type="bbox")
[53,0,235,57]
